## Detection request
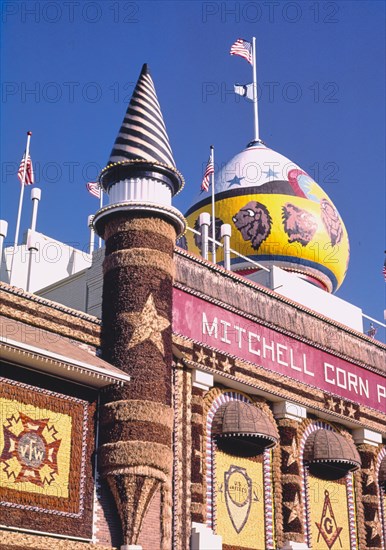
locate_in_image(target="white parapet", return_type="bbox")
[0,220,8,273]
[0,219,9,238]
[249,266,363,332]
[191,522,222,550]
[1,230,92,293]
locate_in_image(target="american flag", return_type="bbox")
[366,323,377,339]
[17,154,34,185]
[230,38,252,65]
[201,156,214,192]
[383,253,386,281]
[86,181,101,199]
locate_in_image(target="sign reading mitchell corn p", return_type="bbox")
[173,288,386,412]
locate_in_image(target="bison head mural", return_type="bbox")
[321,199,343,246]
[232,201,272,251]
[282,203,318,246]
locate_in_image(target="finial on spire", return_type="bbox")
[107,64,176,168]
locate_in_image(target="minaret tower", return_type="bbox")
[93,64,185,549]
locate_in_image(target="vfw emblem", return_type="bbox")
[0,412,61,487]
[224,465,252,533]
[315,489,343,548]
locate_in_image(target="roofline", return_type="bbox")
[0,336,130,388]
[174,247,386,351]
[0,281,101,326]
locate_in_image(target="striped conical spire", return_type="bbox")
[108,64,176,168]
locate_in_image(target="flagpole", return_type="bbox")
[210,145,216,264]
[98,189,103,249]
[252,37,259,142]
[10,131,32,285]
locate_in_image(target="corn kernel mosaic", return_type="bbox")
[215,449,266,550]
[307,475,353,549]
[0,377,96,538]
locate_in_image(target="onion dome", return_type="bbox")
[378,455,386,490]
[303,429,361,479]
[212,401,278,456]
[185,141,349,292]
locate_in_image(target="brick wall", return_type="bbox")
[93,475,122,548]
[137,487,161,550]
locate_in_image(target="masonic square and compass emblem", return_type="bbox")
[315,489,343,548]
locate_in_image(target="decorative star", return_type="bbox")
[287,438,299,467]
[209,351,218,369]
[326,396,336,411]
[221,357,232,373]
[369,510,382,540]
[366,460,375,487]
[338,400,346,415]
[227,175,245,187]
[195,348,208,364]
[284,492,301,524]
[263,167,279,179]
[121,294,170,355]
[366,472,375,487]
[346,403,356,418]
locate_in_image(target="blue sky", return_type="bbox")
[1,0,385,340]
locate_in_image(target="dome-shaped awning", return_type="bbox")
[378,455,386,489]
[212,401,278,455]
[303,429,361,478]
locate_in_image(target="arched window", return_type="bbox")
[376,448,386,547]
[206,391,278,549]
[299,422,359,549]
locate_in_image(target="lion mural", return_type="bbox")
[282,203,318,246]
[321,199,343,246]
[232,201,272,251]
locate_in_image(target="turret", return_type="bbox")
[93,64,185,549]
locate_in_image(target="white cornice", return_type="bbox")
[0,336,130,388]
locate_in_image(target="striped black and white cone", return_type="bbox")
[94,64,185,238]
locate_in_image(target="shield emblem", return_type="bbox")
[224,465,252,533]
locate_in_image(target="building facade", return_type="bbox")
[0,63,385,550]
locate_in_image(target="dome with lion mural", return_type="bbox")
[184,140,349,293]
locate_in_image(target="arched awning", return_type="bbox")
[303,429,361,479]
[212,401,278,456]
[378,455,386,490]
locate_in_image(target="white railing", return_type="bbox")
[186,225,269,272]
